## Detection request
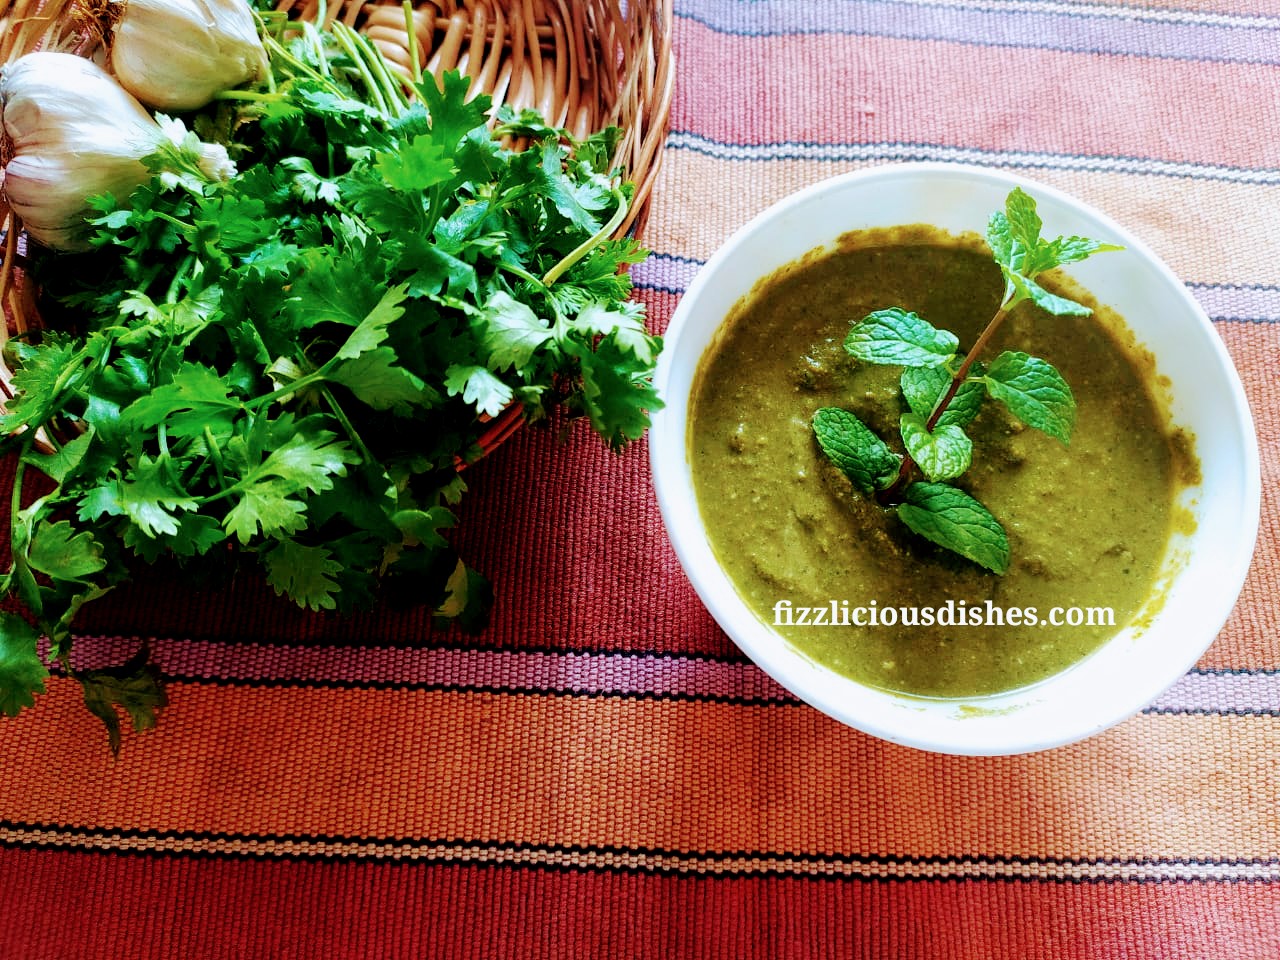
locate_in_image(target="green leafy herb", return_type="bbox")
[896,483,1010,574]
[984,350,1076,445]
[812,187,1120,568]
[844,308,957,368]
[0,13,663,749]
[812,407,901,493]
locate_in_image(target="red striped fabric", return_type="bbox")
[2,1,1279,957]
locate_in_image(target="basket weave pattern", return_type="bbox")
[0,0,673,452]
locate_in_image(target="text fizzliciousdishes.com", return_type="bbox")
[772,599,1115,629]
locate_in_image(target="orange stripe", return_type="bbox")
[1,679,1276,861]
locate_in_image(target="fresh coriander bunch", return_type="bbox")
[0,13,662,750]
[812,188,1121,573]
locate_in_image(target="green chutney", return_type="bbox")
[688,228,1196,698]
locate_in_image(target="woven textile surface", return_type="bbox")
[2,0,1280,956]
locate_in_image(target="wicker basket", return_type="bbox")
[0,0,673,455]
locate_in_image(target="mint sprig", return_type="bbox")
[811,187,1120,570]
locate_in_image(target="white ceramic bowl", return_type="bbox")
[649,162,1260,755]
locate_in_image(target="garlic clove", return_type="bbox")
[109,0,270,112]
[0,52,234,251]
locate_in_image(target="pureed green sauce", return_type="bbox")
[688,227,1194,698]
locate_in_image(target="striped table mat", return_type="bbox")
[2,0,1279,956]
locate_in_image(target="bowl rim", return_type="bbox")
[649,160,1263,755]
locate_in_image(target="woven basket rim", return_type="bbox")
[0,0,674,456]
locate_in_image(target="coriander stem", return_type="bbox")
[403,1,422,85]
[541,189,628,286]
[359,29,408,117]
[211,90,284,102]
[320,386,375,464]
[245,370,326,410]
[332,23,390,117]
[203,426,227,488]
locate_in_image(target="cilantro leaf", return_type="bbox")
[444,364,514,418]
[118,457,199,538]
[844,308,957,367]
[812,407,900,493]
[0,613,47,718]
[479,292,553,372]
[333,283,410,361]
[28,520,108,582]
[536,140,609,232]
[897,483,1010,574]
[329,347,437,413]
[0,338,81,434]
[417,71,490,157]
[566,338,662,450]
[223,480,309,544]
[77,643,167,756]
[572,301,658,365]
[22,430,94,485]
[373,136,455,194]
[121,363,242,438]
[263,540,343,611]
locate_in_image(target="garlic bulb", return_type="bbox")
[0,52,234,251]
[110,0,269,112]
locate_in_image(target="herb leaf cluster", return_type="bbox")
[0,16,662,749]
[812,188,1121,573]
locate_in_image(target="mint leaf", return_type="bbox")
[899,364,985,429]
[986,210,1014,270]
[899,413,972,482]
[844,308,957,368]
[990,187,1122,289]
[897,483,1010,574]
[984,351,1076,444]
[1043,236,1124,267]
[812,407,900,493]
[0,613,47,717]
[263,540,343,611]
[1004,186,1043,254]
[1001,267,1091,317]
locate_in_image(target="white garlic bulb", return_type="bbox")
[0,52,234,251]
[109,0,269,112]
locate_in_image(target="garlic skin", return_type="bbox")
[0,52,233,251]
[110,0,269,112]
